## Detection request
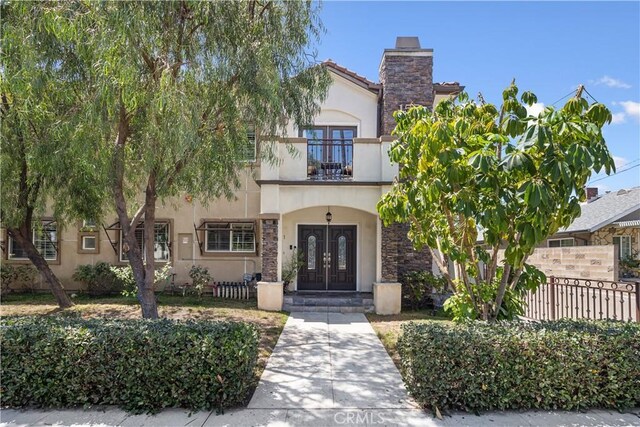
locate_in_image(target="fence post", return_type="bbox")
[636,281,640,323]
[549,276,556,321]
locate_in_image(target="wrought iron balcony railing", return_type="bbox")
[307,139,353,181]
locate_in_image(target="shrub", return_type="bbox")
[110,264,172,298]
[400,271,447,310]
[188,265,212,297]
[398,320,640,412]
[0,264,38,294]
[73,262,123,296]
[0,316,259,413]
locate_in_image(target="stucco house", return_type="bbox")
[525,186,640,281]
[1,37,463,311]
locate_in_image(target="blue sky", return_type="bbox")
[316,1,640,192]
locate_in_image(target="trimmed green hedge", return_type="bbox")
[398,320,640,412]
[0,317,259,412]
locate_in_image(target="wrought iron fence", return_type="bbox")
[307,138,353,180]
[523,277,640,322]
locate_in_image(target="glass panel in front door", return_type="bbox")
[338,235,347,270]
[307,235,316,270]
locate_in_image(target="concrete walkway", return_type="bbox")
[244,312,428,425]
[2,311,639,426]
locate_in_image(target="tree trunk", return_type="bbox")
[8,227,73,309]
[139,172,159,319]
[110,104,158,319]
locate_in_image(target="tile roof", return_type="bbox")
[323,60,381,94]
[561,187,640,233]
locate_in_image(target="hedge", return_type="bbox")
[398,320,640,412]
[0,316,259,413]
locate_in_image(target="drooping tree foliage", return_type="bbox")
[47,1,329,318]
[378,83,615,321]
[1,3,108,308]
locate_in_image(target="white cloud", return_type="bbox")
[609,101,640,124]
[619,101,640,121]
[611,112,626,124]
[612,155,628,169]
[526,102,545,117]
[591,76,631,89]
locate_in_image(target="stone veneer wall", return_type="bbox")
[381,222,432,281]
[379,49,434,280]
[500,245,619,282]
[590,227,640,253]
[379,55,433,135]
[261,219,278,282]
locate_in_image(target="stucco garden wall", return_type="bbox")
[501,245,619,282]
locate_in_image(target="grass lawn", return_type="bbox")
[0,293,288,405]
[366,309,452,368]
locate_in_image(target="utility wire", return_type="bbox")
[587,164,640,184]
[588,158,640,180]
[550,88,578,107]
[589,158,640,179]
[583,87,600,104]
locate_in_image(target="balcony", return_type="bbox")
[307,139,353,181]
[259,137,397,184]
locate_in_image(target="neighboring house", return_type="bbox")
[528,187,640,281]
[1,36,463,294]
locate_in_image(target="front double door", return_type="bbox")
[297,225,356,291]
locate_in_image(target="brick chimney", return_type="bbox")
[379,36,434,136]
[586,187,599,201]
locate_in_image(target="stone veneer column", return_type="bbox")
[379,38,434,136]
[381,223,400,281]
[378,38,434,281]
[261,219,279,282]
[381,222,432,281]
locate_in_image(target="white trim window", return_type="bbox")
[8,222,58,261]
[119,222,170,262]
[613,236,631,260]
[548,238,575,248]
[81,235,97,251]
[205,222,255,253]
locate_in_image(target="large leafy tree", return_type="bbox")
[52,0,330,318]
[1,3,107,308]
[378,83,614,321]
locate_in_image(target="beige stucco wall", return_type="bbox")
[373,282,401,315]
[281,206,378,292]
[2,168,262,291]
[285,72,379,138]
[261,185,388,217]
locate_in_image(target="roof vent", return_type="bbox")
[395,36,421,49]
[617,189,628,195]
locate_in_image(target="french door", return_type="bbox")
[297,225,357,291]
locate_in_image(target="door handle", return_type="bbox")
[323,252,331,268]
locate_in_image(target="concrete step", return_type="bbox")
[282,304,375,313]
[283,292,374,313]
[287,298,373,306]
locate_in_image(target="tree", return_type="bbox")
[377,83,615,321]
[0,3,107,308]
[55,1,330,318]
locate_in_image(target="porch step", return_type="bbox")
[283,292,374,313]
